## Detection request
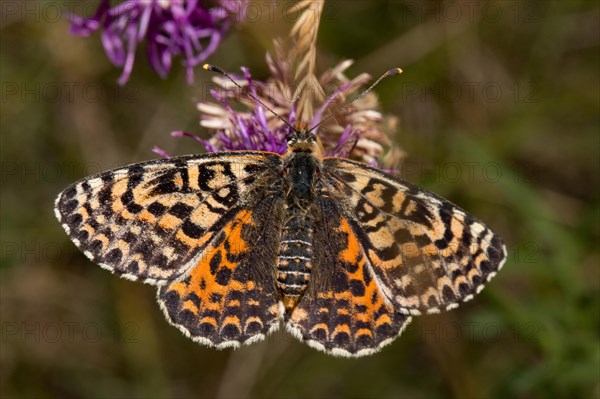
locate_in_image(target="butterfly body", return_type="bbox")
[55,129,507,357]
[273,131,321,312]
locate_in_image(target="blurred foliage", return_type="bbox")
[1,1,599,398]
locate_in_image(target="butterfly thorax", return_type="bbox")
[283,129,321,206]
[277,132,321,311]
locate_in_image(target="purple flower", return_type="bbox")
[196,67,293,154]
[70,0,241,85]
[186,61,402,167]
[154,54,402,167]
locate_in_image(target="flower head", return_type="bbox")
[70,0,241,85]
[187,58,402,167]
[153,1,403,168]
[195,66,292,154]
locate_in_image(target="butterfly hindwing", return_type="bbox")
[55,152,283,285]
[322,157,507,315]
[286,197,411,357]
[158,192,285,347]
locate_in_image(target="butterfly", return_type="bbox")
[55,126,507,357]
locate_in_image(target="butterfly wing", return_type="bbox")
[158,192,286,348]
[55,152,283,285]
[321,157,507,316]
[286,197,411,357]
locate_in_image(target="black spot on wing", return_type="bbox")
[151,179,178,196]
[127,165,145,189]
[62,186,77,201]
[198,165,216,191]
[148,201,167,216]
[168,203,194,219]
[105,248,122,264]
[174,159,190,192]
[215,267,232,286]
[182,220,204,239]
[101,173,114,184]
[209,251,222,275]
[63,199,78,215]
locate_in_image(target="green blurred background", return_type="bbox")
[1,1,598,398]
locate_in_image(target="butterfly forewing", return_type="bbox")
[322,157,507,315]
[55,152,283,285]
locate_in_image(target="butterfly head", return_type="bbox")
[287,129,317,152]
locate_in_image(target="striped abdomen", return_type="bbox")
[277,213,313,311]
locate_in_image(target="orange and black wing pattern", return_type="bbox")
[321,157,507,317]
[158,194,286,348]
[55,152,282,285]
[286,196,411,357]
[55,151,286,347]
[55,147,507,356]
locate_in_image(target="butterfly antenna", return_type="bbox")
[308,67,403,133]
[203,64,298,133]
